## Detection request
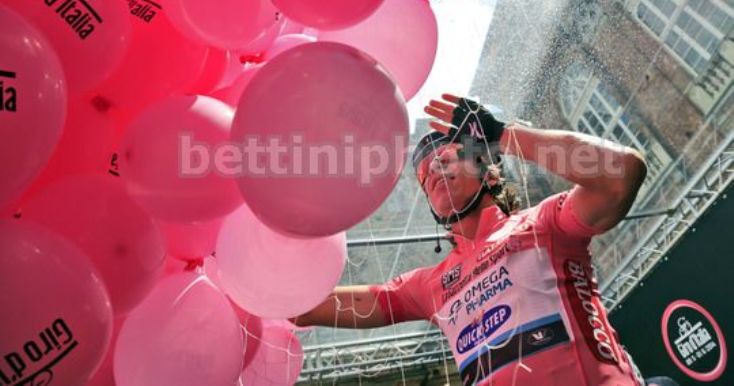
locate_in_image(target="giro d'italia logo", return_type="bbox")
[661,299,728,382]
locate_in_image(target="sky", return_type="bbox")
[407,0,498,133]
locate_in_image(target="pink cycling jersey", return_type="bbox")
[370,189,641,386]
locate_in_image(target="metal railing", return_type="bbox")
[298,329,451,383]
[599,128,734,311]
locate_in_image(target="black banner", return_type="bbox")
[610,186,733,385]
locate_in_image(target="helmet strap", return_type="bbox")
[425,180,490,230]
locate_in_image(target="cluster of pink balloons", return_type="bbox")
[1,0,439,384]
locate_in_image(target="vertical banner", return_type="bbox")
[610,187,732,385]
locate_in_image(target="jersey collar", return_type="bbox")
[475,204,509,239]
[451,205,508,251]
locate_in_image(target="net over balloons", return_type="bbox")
[239,324,304,386]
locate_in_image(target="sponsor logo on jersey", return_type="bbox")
[565,260,620,364]
[458,314,570,386]
[527,327,555,346]
[476,241,505,263]
[456,305,511,354]
[443,245,507,303]
[442,264,462,290]
[463,266,513,315]
[445,265,513,325]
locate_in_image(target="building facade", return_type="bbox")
[471,0,733,280]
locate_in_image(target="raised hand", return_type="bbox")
[424,93,506,143]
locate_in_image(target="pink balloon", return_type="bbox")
[20,97,120,203]
[231,42,409,237]
[114,273,244,386]
[120,95,242,222]
[93,8,208,117]
[22,175,166,316]
[279,18,306,36]
[216,8,287,89]
[319,0,437,100]
[184,49,231,95]
[266,318,310,333]
[240,310,263,371]
[2,0,131,95]
[210,64,262,107]
[0,220,113,386]
[159,218,223,261]
[215,53,249,90]
[0,204,18,219]
[203,257,263,370]
[0,5,67,208]
[217,204,346,318]
[264,34,317,61]
[272,0,383,30]
[240,325,304,386]
[86,319,124,386]
[47,98,119,176]
[163,0,279,50]
[237,5,286,55]
[163,255,190,276]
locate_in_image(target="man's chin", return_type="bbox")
[431,205,456,219]
[431,196,472,218]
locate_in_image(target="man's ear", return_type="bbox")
[480,163,501,187]
[485,173,500,187]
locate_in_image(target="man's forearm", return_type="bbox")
[498,123,646,192]
[292,286,388,329]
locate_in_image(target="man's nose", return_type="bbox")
[429,151,452,173]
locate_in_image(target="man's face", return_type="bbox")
[416,143,483,217]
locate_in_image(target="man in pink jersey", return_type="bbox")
[295,94,676,386]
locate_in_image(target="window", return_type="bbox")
[559,66,673,191]
[559,64,595,120]
[635,0,734,75]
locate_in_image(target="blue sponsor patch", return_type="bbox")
[456,305,511,354]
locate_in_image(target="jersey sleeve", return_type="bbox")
[536,187,606,240]
[369,266,432,324]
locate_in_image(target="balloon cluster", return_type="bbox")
[0,0,437,385]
